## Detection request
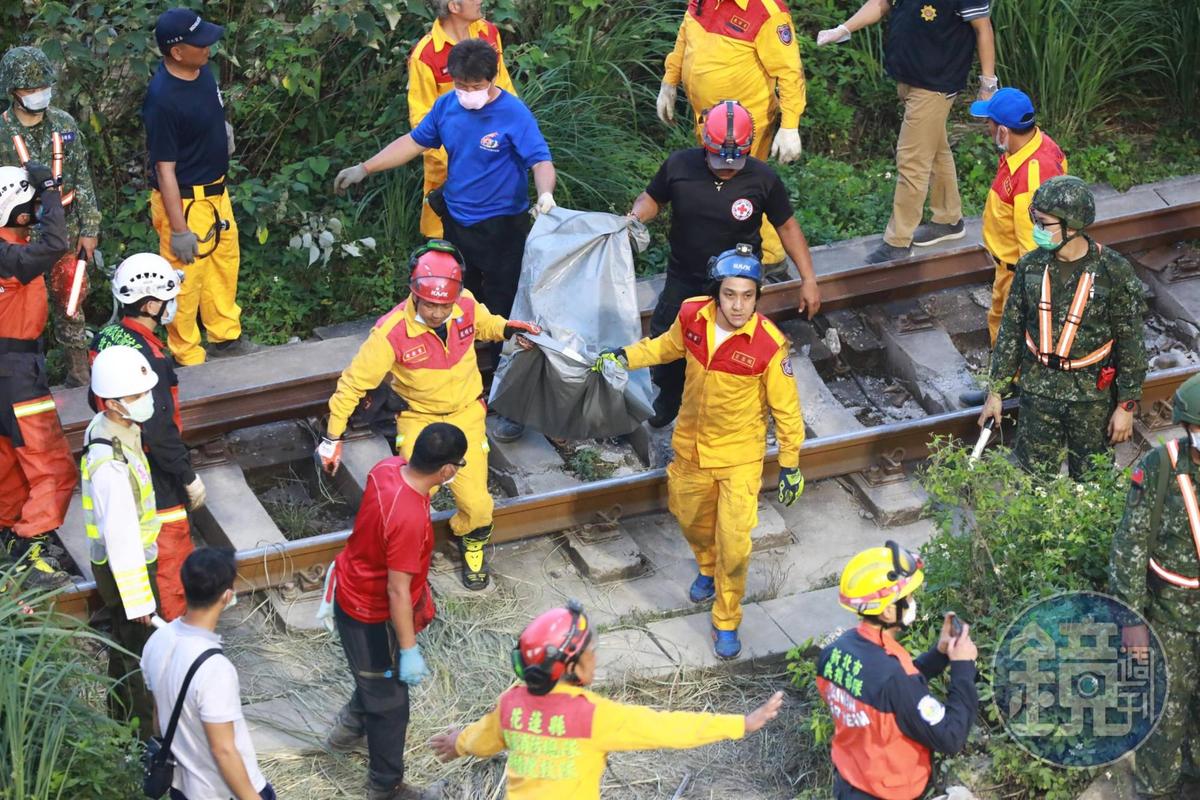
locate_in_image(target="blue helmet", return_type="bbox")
[707,243,763,285]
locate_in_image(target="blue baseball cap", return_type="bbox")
[969,88,1036,129]
[155,8,224,52]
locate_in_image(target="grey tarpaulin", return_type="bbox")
[488,208,654,439]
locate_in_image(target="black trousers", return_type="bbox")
[440,210,531,319]
[334,600,409,791]
[648,273,707,421]
[92,559,160,740]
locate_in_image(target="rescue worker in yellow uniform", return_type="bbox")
[658,0,807,265]
[597,244,806,659]
[408,0,515,239]
[430,600,784,799]
[316,241,539,590]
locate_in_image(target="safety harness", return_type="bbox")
[1148,439,1200,589]
[1023,248,1113,372]
[7,112,75,207]
[181,180,230,259]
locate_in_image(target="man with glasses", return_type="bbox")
[316,240,539,591]
[322,422,467,800]
[978,176,1146,480]
[818,541,978,799]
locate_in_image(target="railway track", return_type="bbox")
[47,197,1200,619]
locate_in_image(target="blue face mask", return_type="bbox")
[1031,225,1059,251]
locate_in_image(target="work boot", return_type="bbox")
[912,218,965,247]
[712,626,742,660]
[865,242,913,264]
[323,707,365,753]
[8,533,71,589]
[688,573,715,603]
[456,525,493,591]
[207,336,263,359]
[63,347,92,389]
[491,415,525,443]
[367,783,436,800]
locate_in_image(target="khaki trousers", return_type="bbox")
[883,83,962,247]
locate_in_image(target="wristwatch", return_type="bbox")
[1119,400,1138,412]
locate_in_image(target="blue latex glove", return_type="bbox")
[397,645,429,685]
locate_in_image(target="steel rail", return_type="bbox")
[51,363,1199,620]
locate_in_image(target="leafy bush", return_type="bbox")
[0,566,142,799]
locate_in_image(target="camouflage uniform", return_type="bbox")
[0,47,101,387]
[988,178,1147,480]
[1110,440,1200,797]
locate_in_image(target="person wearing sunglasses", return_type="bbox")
[978,175,1147,480]
[817,541,978,799]
[429,600,784,798]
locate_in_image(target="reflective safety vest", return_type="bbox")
[1024,248,1113,371]
[1149,439,1200,589]
[10,125,75,207]
[81,433,161,565]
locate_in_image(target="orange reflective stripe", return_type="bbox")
[1056,269,1093,357]
[1149,558,1200,589]
[1038,268,1053,355]
[1165,439,1200,558]
[1029,266,1109,370]
[13,395,56,418]
[1024,332,1112,371]
[11,134,30,165]
[50,132,72,208]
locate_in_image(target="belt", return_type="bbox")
[0,338,41,355]
[180,180,226,199]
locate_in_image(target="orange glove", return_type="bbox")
[503,320,541,339]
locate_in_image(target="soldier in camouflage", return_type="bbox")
[0,46,102,388]
[979,175,1147,479]
[1110,374,1200,798]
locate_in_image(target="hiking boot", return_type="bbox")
[324,707,365,753]
[491,415,525,443]
[457,525,493,591]
[688,573,715,603]
[8,534,71,589]
[912,219,965,247]
[712,626,742,660]
[367,783,436,800]
[865,242,913,264]
[207,336,263,359]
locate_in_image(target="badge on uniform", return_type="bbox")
[918,695,946,725]
[61,131,76,143]
[777,23,793,44]
[781,356,794,377]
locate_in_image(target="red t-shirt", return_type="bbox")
[334,456,436,628]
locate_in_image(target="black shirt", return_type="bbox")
[884,0,990,94]
[142,63,229,189]
[645,148,793,280]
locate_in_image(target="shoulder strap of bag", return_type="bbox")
[160,648,223,751]
[1148,443,1173,555]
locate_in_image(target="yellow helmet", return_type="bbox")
[838,540,925,615]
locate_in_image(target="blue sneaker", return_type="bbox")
[688,573,715,603]
[712,627,741,660]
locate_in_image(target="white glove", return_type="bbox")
[535,192,556,215]
[770,128,803,164]
[185,476,207,510]
[656,82,677,124]
[816,24,851,46]
[333,163,369,194]
[225,121,235,157]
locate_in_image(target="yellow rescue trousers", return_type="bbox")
[395,399,492,536]
[689,104,784,265]
[151,182,242,366]
[988,259,1016,345]
[666,456,763,630]
[420,149,448,239]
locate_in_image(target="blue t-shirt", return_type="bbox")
[142,63,229,189]
[411,89,552,226]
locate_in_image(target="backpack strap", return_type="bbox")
[1148,443,1173,556]
[160,648,223,752]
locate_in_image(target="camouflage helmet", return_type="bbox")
[0,46,57,94]
[1031,175,1095,231]
[1173,373,1200,426]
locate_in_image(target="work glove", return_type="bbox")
[816,24,851,46]
[397,645,429,685]
[777,466,805,506]
[592,347,627,372]
[225,120,236,157]
[25,161,57,196]
[185,475,207,510]
[656,82,677,123]
[333,163,369,194]
[503,320,542,339]
[770,128,803,164]
[170,230,199,265]
[535,192,556,215]
[316,435,344,476]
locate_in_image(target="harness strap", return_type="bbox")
[1149,440,1200,589]
[11,130,75,207]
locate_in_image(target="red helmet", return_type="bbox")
[408,239,464,304]
[702,100,754,171]
[511,600,593,695]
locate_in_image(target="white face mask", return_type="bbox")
[19,88,52,112]
[160,298,177,325]
[994,131,1008,153]
[120,392,155,424]
[224,589,238,611]
[901,597,918,628]
[1190,430,1200,452]
[455,87,490,110]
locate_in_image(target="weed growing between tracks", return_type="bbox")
[233,585,825,798]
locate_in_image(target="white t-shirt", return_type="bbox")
[141,620,267,799]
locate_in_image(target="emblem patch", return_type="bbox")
[480,132,500,151]
[918,695,946,725]
[777,23,793,44]
[731,351,756,369]
[403,344,429,362]
[685,329,703,345]
[728,15,750,31]
[781,356,794,377]
[731,198,754,221]
[61,131,76,143]
[457,323,475,340]
[920,4,937,21]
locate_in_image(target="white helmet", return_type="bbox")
[111,253,182,305]
[0,165,34,228]
[91,345,159,400]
